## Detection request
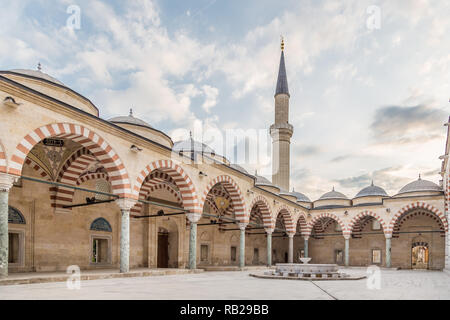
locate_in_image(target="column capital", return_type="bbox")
[186,212,202,223]
[265,228,274,235]
[343,234,351,240]
[385,233,392,239]
[303,235,310,240]
[238,222,248,231]
[287,233,295,238]
[115,198,137,211]
[0,173,18,192]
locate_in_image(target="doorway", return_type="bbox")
[412,242,429,269]
[157,229,169,268]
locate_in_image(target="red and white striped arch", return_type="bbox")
[387,202,448,235]
[0,140,7,173]
[134,159,200,213]
[348,211,387,235]
[132,183,183,215]
[275,205,295,234]
[250,195,273,229]
[8,123,132,197]
[200,175,247,223]
[295,213,308,235]
[77,171,109,186]
[24,158,51,180]
[53,148,99,211]
[306,212,348,237]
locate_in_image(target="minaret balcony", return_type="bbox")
[270,123,293,138]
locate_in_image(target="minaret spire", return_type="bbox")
[275,37,289,97]
[270,38,293,191]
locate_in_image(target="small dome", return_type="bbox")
[290,189,311,202]
[230,164,248,174]
[173,134,215,154]
[254,172,272,186]
[8,68,65,86]
[319,187,348,200]
[397,175,442,195]
[109,109,153,129]
[355,182,388,198]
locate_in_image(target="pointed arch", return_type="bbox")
[53,147,99,211]
[306,212,347,237]
[250,195,273,229]
[201,175,247,223]
[387,202,448,234]
[348,211,387,235]
[8,123,132,197]
[275,205,295,233]
[295,213,308,235]
[24,157,51,180]
[134,159,200,213]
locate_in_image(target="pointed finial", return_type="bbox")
[189,131,193,139]
[129,108,134,117]
[255,169,258,176]
[418,173,421,180]
[371,180,374,186]
[332,186,335,191]
[292,187,295,192]
[37,62,42,71]
[280,36,285,51]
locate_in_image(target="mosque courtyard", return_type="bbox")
[0,269,449,300]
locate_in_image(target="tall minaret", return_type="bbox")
[270,38,293,191]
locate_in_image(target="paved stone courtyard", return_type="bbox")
[0,268,449,300]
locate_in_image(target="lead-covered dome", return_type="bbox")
[108,109,173,148]
[319,187,348,200]
[109,109,153,129]
[355,182,388,198]
[1,67,99,116]
[253,171,280,194]
[173,136,215,155]
[290,189,311,202]
[9,69,65,86]
[397,176,442,195]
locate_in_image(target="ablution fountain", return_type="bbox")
[251,257,365,281]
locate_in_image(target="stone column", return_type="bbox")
[0,174,17,278]
[266,229,273,266]
[238,223,247,269]
[187,213,201,270]
[344,235,350,267]
[304,236,309,258]
[288,233,294,263]
[115,198,137,273]
[385,234,392,268]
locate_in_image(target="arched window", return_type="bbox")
[90,218,112,232]
[8,206,26,224]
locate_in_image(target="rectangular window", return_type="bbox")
[201,244,209,262]
[8,233,20,264]
[230,246,237,262]
[372,220,381,230]
[92,238,109,263]
[372,249,382,264]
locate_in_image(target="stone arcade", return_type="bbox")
[0,42,449,279]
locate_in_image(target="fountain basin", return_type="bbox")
[257,262,365,280]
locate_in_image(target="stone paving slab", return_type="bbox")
[0,269,449,300]
[0,268,203,286]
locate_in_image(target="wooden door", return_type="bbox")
[157,233,169,268]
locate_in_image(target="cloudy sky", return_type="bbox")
[1,0,449,200]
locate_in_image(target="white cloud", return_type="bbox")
[201,85,219,113]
